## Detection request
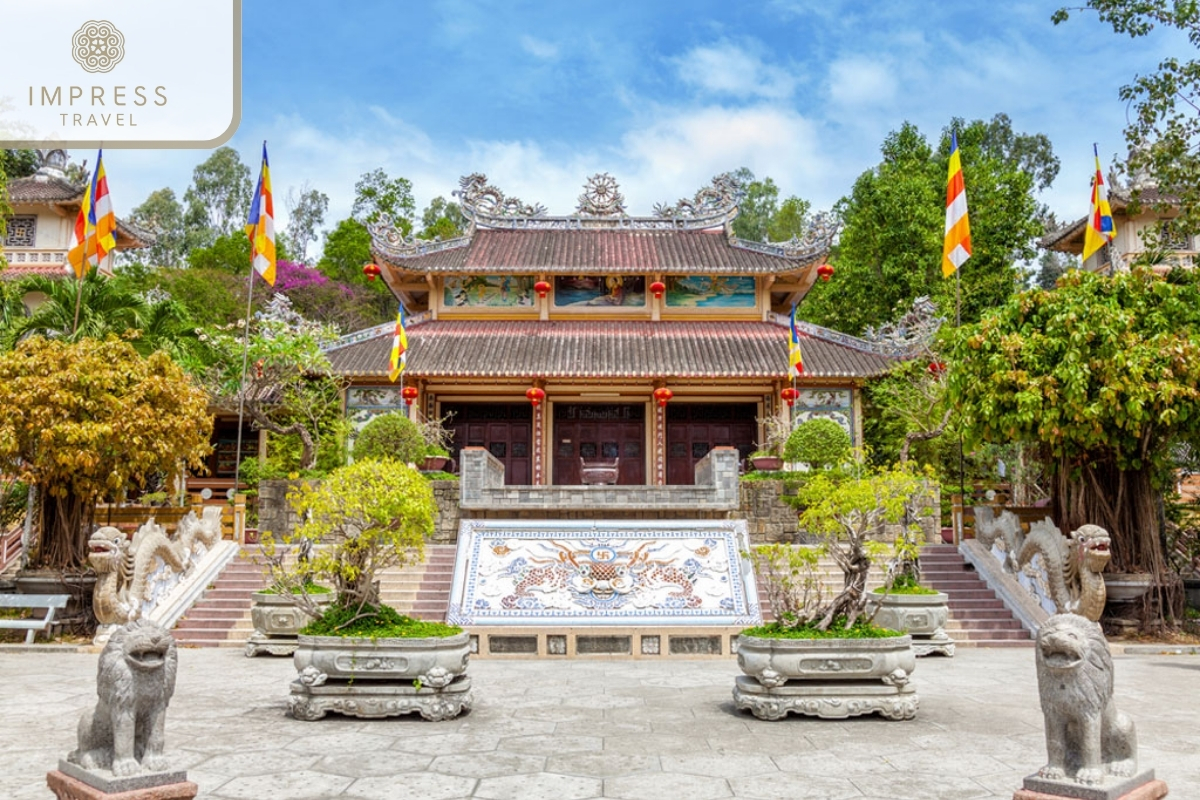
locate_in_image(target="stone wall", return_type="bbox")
[739,480,802,544]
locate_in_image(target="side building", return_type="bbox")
[326,173,899,486]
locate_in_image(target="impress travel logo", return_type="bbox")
[0,1,241,148]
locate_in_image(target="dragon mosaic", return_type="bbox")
[489,539,718,612]
[89,508,223,626]
[974,507,1111,621]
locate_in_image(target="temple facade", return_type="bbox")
[325,173,901,486]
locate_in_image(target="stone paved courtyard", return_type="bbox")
[2,646,1198,799]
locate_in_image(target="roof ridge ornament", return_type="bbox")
[455,173,547,222]
[861,296,944,357]
[576,173,626,217]
[653,172,744,220]
[367,212,473,259]
[729,210,838,259]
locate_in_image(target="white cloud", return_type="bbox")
[520,35,559,60]
[826,57,898,108]
[672,41,798,101]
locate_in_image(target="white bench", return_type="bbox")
[0,594,69,643]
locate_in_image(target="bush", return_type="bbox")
[783,418,851,469]
[352,412,425,464]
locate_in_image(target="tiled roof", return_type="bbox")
[1040,186,1181,250]
[6,175,85,204]
[326,319,896,380]
[375,229,821,276]
[0,263,67,281]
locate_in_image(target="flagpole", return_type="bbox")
[232,139,268,497]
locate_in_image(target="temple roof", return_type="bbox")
[325,319,896,381]
[1041,186,1180,252]
[6,174,86,204]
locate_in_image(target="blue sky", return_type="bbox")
[99,0,1189,250]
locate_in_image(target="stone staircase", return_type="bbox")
[919,544,1032,648]
[172,550,266,648]
[378,544,457,621]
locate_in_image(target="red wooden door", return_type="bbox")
[665,403,757,485]
[552,404,645,485]
[442,403,532,485]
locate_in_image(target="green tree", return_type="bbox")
[419,196,466,240]
[187,231,252,275]
[1,149,38,179]
[128,187,187,267]
[1054,1,1200,233]
[801,116,1054,336]
[183,146,252,240]
[351,169,415,232]
[317,218,374,285]
[1034,250,1076,290]
[352,412,426,465]
[284,184,329,262]
[0,337,213,569]
[729,168,811,243]
[948,266,1200,600]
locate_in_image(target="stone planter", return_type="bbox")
[288,631,472,721]
[244,591,333,657]
[733,633,918,721]
[1103,572,1155,603]
[750,456,784,471]
[421,456,450,472]
[866,591,954,657]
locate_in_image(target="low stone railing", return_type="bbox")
[458,447,741,511]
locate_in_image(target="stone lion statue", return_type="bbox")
[68,619,178,776]
[1035,613,1137,786]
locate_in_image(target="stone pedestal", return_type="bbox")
[288,675,473,721]
[48,761,197,799]
[732,674,918,721]
[1013,772,1168,800]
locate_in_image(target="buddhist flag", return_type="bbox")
[245,142,276,285]
[1082,144,1116,262]
[66,150,116,278]
[389,303,408,383]
[942,130,971,278]
[788,302,804,378]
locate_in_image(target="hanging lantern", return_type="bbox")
[649,280,666,299]
[526,386,546,406]
[928,361,946,376]
[816,263,834,282]
[534,280,551,299]
[362,263,381,282]
[653,387,674,407]
[401,386,419,405]
[780,387,800,407]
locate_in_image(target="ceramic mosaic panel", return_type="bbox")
[444,275,535,308]
[448,520,760,626]
[792,388,855,444]
[664,275,755,308]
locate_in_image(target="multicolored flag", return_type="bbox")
[65,150,117,278]
[788,302,804,378]
[1082,144,1116,262]
[942,131,972,278]
[245,142,276,285]
[389,303,408,382]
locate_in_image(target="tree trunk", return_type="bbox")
[30,489,92,570]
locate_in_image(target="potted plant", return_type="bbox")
[276,458,472,721]
[421,444,451,473]
[418,411,455,472]
[749,414,790,472]
[864,475,954,657]
[734,465,920,721]
[245,538,335,657]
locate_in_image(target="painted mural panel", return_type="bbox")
[345,386,409,454]
[444,275,535,307]
[447,520,761,626]
[792,388,855,444]
[664,275,755,308]
[553,275,646,308]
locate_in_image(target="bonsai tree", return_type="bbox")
[784,417,852,470]
[949,267,1200,608]
[266,458,437,633]
[751,414,791,459]
[748,465,923,634]
[417,411,455,459]
[0,336,212,570]
[352,411,425,465]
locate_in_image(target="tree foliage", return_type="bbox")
[1054,1,1200,234]
[183,146,252,240]
[419,196,466,240]
[1,149,38,179]
[783,418,851,468]
[127,188,188,268]
[284,184,329,262]
[0,337,212,569]
[729,168,811,242]
[948,266,1200,584]
[352,412,426,465]
[351,168,415,232]
[801,116,1055,335]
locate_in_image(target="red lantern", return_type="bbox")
[816,263,834,282]
[402,386,419,405]
[649,280,666,299]
[653,387,674,407]
[928,361,946,376]
[363,263,382,282]
[526,386,546,406]
[780,387,800,407]
[534,280,551,299]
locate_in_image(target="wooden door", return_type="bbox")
[665,403,757,485]
[442,403,532,485]
[552,404,645,485]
